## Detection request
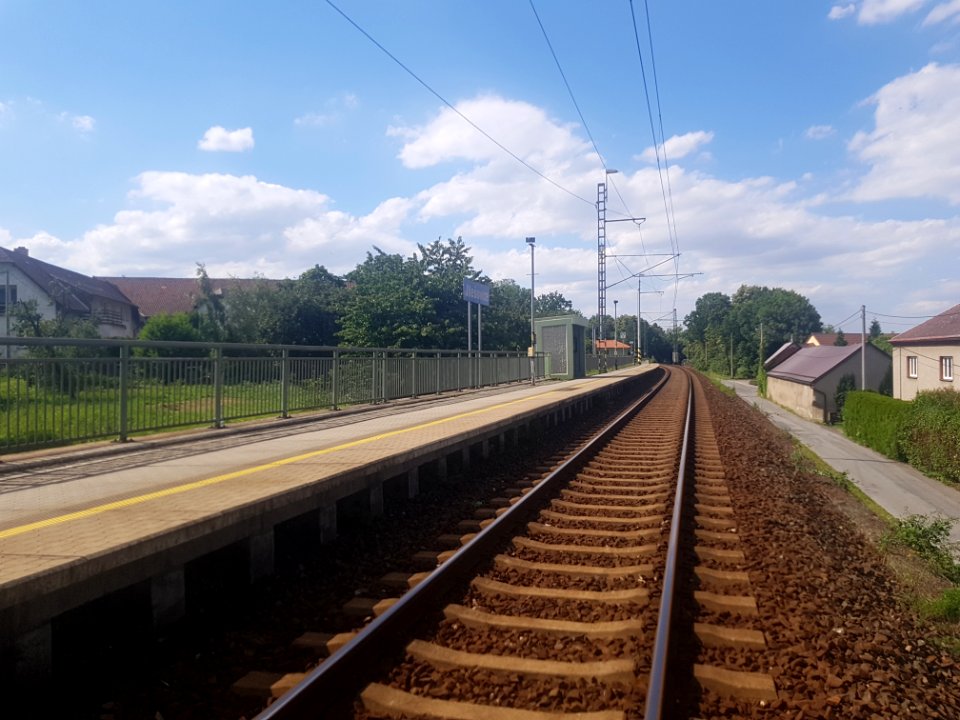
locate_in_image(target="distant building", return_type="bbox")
[764,341,801,371]
[889,303,960,401]
[100,276,276,323]
[594,339,632,356]
[0,246,139,339]
[805,332,865,346]
[766,343,891,422]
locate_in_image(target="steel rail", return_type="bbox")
[644,368,694,719]
[255,367,670,720]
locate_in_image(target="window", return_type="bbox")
[0,285,17,315]
[907,356,918,379]
[942,356,954,382]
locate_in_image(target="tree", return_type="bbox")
[835,329,848,346]
[415,237,481,349]
[338,249,436,348]
[681,292,732,373]
[226,268,345,346]
[869,318,882,339]
[194,264,228,342]
[481,279,530,351]
[682,286,821,377]
[136,312,205,357]
[535,291,574,317]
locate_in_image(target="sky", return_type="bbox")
[1,0,959,337]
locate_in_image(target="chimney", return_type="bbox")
[13,247,28,257]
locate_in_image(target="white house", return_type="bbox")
[0,246,139,340]
[889,303,960,401]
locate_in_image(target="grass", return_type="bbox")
[790,443,893,522]
[791,440,960,641]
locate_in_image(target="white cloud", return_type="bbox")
[8,92,959,330]
[923,0,960,24]
[828,4,857,19]
[295,93,360,128]
[388,95,589,169]
[638,131,714,163]
[804,124,836,140]
[72,115,95,133]
[198,126,254,152]
[849,63,960,204]
[858,0,927,24]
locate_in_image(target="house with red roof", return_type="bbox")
[99,277,275,323]
[805,332,865,346]
[889,303,960,401]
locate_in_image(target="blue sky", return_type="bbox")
[2,0,959,335]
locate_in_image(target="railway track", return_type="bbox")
[257,367,775,719]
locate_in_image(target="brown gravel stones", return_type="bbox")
[690,377,960,719]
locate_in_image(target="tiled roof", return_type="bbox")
[595,339,632,350]
[767,344,864,384]
[100,277,277,318]
[889,303,960,345]
[806,332,865,346]
[0,246,135,313]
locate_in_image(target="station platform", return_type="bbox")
[0,365,658,680]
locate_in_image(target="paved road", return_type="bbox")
[726,380,960,547]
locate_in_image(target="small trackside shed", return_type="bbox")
[766,343,891,422]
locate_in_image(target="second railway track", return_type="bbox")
[258,367,776,720]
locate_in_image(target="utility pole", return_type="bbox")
[527,236,536,386]
[861,304,866,391]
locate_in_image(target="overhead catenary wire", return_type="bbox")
[642,0,680,279]
[325,0,595,209]
[528,0,646,247]
[629,0,681,306]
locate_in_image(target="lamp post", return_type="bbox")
[526,236,536,386]
[613,299,619,370]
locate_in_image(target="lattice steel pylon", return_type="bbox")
[597,181,607,372]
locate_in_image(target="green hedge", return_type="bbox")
[899,390,960,484]
[843,391,910,460]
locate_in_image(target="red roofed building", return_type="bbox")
[889,303,960,400]
[99,277,278,324]
[805,332,865,346]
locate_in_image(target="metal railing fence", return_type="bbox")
[0,337,544,453]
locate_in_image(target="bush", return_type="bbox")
[880,514,960,583]
[843,391,911,460]
[899,390,960,484]
[835,373,856,419]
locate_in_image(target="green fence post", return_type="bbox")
[118,344,129,442]
[280,348,289,418]
[435,352,441,395]
[214,347,224,428]
[332,350,340,410]
[412,351,418,399]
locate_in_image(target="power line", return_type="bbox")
[325,0,595,209]
[528,0,641,231]
[628,0,680,306]
[642,0,680,288]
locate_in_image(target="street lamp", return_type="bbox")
[613,299,618,370]
[526,236,536,386]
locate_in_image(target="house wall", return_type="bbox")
[893,344,958,401]
[813,349,889,418]
[768,377,821,421]
[0,264,58,335]
[89,297,137,339]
